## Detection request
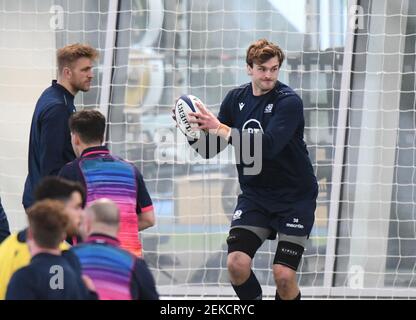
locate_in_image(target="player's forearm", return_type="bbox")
[138,221,153,231]
[138,211,155,231]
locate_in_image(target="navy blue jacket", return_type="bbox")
[23,80,76,209]
[191,81,317,202]
[5,252,97,300]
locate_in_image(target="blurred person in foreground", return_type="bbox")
[6,200,96,300]
[72,198,159,300]
[0,177,86,299]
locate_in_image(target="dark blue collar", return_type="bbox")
[52,80,75,99]
[32,252,62,262]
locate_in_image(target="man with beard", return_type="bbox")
[177,39,318,300]
[23,43,98,209]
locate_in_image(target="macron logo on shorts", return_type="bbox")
[285,217,304,229]
[232,210,243,221]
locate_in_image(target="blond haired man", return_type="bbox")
[23,43,98,209]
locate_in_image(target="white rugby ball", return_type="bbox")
[175,94,203,140]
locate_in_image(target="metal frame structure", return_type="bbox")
[100,0,415,299]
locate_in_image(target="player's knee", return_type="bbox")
[273,264,296,290]
[227,252,251,277]
[273,240,304,271]
[226,228,262,282]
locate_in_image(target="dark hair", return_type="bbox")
[27,200,68,249]
[57,43,98,74]
[35,176,86,209]
[246,39,285,68]
[69,109,106,145]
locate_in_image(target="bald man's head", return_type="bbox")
[84,199,120,236]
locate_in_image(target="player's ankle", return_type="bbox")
[232,270,262,300]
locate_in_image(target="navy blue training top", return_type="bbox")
[5,252,97,300]
[23,80,76,209]
[191,81,317,202]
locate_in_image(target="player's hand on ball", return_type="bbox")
[188,101,221,134]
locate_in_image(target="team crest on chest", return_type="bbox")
[232,210,243,221]
[264,104,273,113]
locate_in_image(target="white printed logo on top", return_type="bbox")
[232,210,243,221]
[242,119,264,134]
[264,104,273,113]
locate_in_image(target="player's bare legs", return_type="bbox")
[273,264,300,299]
[227,251,252,285]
